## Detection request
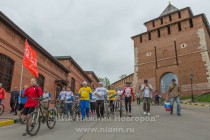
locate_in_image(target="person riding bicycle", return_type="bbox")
[108,85,117,113]
[95,82,108,118]
[77,81,92,120]
[0,83,6,104]
[22,78,43,136]
[122,82,134,117]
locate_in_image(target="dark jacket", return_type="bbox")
[10,90,19,103]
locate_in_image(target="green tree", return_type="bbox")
[99,77,110,88]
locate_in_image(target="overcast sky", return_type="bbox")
[0,0,210,83]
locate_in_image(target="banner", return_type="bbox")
[23,39,39,78]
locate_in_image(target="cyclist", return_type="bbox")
[95,82,108,118]
[57,87,66,112]
[22,78,43,136]
[0,83,6,104]
[64,87,74,118]
[122,82,134,117]
[108,85,117,113]
[116,87,123,111]
[78,81,92,120]
[58,87,66,102]
[90,87,96,115]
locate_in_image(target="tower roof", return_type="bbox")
[160,3,179,17]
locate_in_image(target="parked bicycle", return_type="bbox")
[26,97,56,136]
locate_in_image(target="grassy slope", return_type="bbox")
[196,93,210,103]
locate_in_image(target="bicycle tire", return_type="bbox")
[0,104,4,115]
[119,102,122,117]
[46,109,56,129]
[106,108,110,118]
[26,111,41,136]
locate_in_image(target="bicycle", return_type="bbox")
[0,103,4,115]
[26,97,56,136]
[72,98,80,121]
[55,100,65,118]
[151,96,165,106]
[115,97,124,117]
[104,98,111,118]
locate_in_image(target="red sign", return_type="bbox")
[23,39,39,78]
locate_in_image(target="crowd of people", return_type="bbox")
[0,78,181,136]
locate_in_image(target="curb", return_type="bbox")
[181,102,210,107]
[0,119,19,127]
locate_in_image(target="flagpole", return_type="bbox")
[19,64,24,96]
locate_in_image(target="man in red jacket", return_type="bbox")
[122,82,134,117]
[0,83,6,104]
[22,78,43,136]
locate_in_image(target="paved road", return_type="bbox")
[0,103,210,140]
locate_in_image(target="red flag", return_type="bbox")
[23,39,39,78]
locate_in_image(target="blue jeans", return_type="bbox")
[0,99,2,104]
[64,103,72,116]
[170,97,181,114]
[80,100,89,119]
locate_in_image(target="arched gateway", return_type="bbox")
[160,73,178,93]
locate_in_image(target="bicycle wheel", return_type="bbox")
[72,106,79,121]
[106,105,110,118]
[58,106,64,118]
[26,111,41,136]
[119,102,123,117]
[0,104,4,115]
[46,109,56,129]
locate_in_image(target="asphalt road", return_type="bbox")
[0,103,210,140]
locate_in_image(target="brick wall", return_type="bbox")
[0,19,68,111]
[132,8,210,96]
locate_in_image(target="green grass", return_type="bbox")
[180,96,192,100]
[196,93,210,103]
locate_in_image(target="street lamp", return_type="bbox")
[190,74,195,102]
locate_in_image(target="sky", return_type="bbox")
[0,0,210,83]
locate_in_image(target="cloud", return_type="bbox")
[0,0,210,83]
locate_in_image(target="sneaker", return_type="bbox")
[143,112,147,115]
[129,113,132,117]
[147,113,150,116]
[177,113,181,116]
[22,131,28,136]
